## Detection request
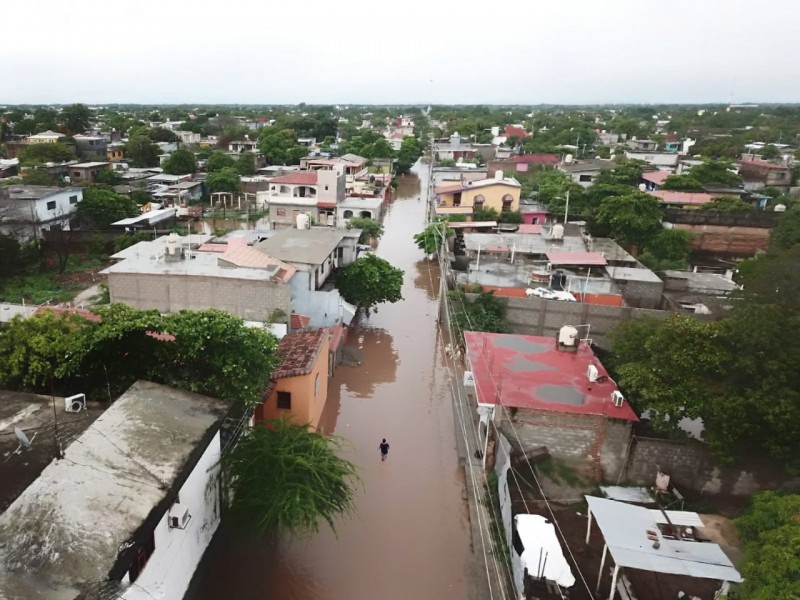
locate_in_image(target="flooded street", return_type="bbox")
[184,163,478,600]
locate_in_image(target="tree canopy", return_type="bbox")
[346,217,384,244]
[206,151,236,172]
[257,127,307,165]
[689,160,742,187]
[206,167,241,194]
[335,254,403,310]
[591,191,663,250]
[396,136,424,174]
[19,142,75,166]
[638,228,693,271]
[125,129,161,168]
[60,103,92,136]
[450,290,508,337]
[235,151,257,176]
[699,196,753,212]
[413,221,451,255]
[225,420,359,537]
[162,148,198,175]
[769,208,800,252]
[76,186,140,229]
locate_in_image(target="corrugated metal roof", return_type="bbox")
[546,251,608,266]
[585,496,742,582]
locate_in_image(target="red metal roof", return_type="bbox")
[517,224,542,234]
[504,125,529,139]
[273,329,326,378]
[738,158,791,171]
[641,171,670,185]
[649,190,716,206]
[270,172,318,185]
[464,331,638,421]
[510,154,559,165]
[546,251,607,266]
[316,201,337,208]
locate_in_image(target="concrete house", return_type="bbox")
[256,329,330,429]
[267,170,345,229]
[0,185,83,241]
[737,157,792,192]
[558,159,617,187]
[73,134,108,160]
[0,380,230,600]
[434,171,521,218]
[623,150,680,169]
[69,161,111,184]
[434,133,476,162]
[26,130,65,144]
[464,328,638,481]
[101,235,296,323]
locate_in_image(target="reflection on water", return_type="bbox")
[413,258,442,302]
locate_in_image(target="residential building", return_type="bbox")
[640,170,670,191]
[434,171,522,218]
[434,133,476,162]
[623,150,680,168]
[558,159,617,187]
[101,235,295,323]
[176,130,202,145]
[337,196,383,224]
[73,134,108,160]
[737,157,792,191]
[69,161,111,184]
[626,139,658,152]
[489,154,560,174]
[597,131,621,145]
[254,227,360,291]
[0,380,230,600]
[27,130,65,144]
[266,170,344,228]
[503,124,528,139]
[0,185,82,241]
[228,138,258,153]
[464,329,638,480]
[255,329,330,429]
[301,154,369,182]
[107,142,125,162]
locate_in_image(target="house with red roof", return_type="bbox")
[738,157,792,192]
[267,169,344,228]
[464,329,638,481]
[255,329,330,429]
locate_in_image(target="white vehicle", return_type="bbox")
[525,287,577,302]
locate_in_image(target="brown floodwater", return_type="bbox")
[184,163,478,600]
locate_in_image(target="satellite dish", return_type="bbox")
[14,427,31,448]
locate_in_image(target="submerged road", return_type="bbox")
[185,163,480,600]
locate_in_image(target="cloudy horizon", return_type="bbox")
[5,0,799,105]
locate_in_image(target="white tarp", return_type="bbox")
[515,514,576,588]
[585,496,742,583]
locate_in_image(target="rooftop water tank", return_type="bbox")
[296,213,310,230]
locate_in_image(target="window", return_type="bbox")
[128,533,155,583]
[277,391,291,409]
[276,208,286,217]
[325,185,329,191]
[501,194,514,213]
[473,194,485,211]
[579,174,593,182]
[73,171,81,178]
[314,373,320,398]
[453,192,462,207]
[69,195,78,205]
[776,172,786,180]
[46,200,56,210]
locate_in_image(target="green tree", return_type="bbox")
[162,148,198,175]
[225,420,359,536]
[76,186,140,229]
[94,169,122,186]
[769,208,800,251]
[759,144,781,160]
[149,127,178,142]
[699,196,753,212]
[690,137,742,159]
[592,192,663,250]
[22,170,58,186]
[346,217,384,244]
[413,221,451,255]
[735,492,800,599]
[690,160,742,187]
[660,175,705,191]
[258,127,307,165]
[450,291,508,337]
[60,103,92,135]
[206,150,236,172]
[396,136,423,174]
[125,130,161,168]
[235,151,256,176]
[206,167,241,194]
[595,161,644,186]
[335,254,403,310]
[19,142,75,166]
[638,229,693,271]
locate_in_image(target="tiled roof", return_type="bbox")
[546,251,608,266]
[273,329,326,378]
[649,190,716,206]
[219,246,297,282]
[434,177,521,195]
[270,172,318,185]
[642,171,670,185]
[290,314,311,330]
[510,154,559,164]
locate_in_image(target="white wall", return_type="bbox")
[122,431,222,600]
[33,189,82,226]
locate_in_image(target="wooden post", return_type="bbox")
[608,564,620,600]
[596,543,607,593]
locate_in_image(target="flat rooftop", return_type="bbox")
[663,270,738,294]
[463,232,586,255]
[605,266,664,283]
[254,228,358,266]
[4,186,80,201]
[0,381,229,598]
[464,331,638,421]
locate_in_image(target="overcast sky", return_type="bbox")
[4,0,799,105]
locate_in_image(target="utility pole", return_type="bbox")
[563,189,570,224]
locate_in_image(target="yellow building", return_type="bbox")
[434,171,521,218]
[107,144,125,162]
[27,130,66,144]
[256,328,330,430]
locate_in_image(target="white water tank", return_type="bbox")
[296,213,310,229]
[494,170,504,180]
[558,325,579,347]
[551,223,564,240]
[774,204,787,212]
[165,232,180,255]
[563,154,573,164]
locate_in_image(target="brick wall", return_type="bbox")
[108,273,291,322]
[624,436,800,496]
[500,410,632,481]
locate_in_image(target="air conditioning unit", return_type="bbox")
[168,503,191,530]
[611,391,625,407]
[65,393,86,413]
